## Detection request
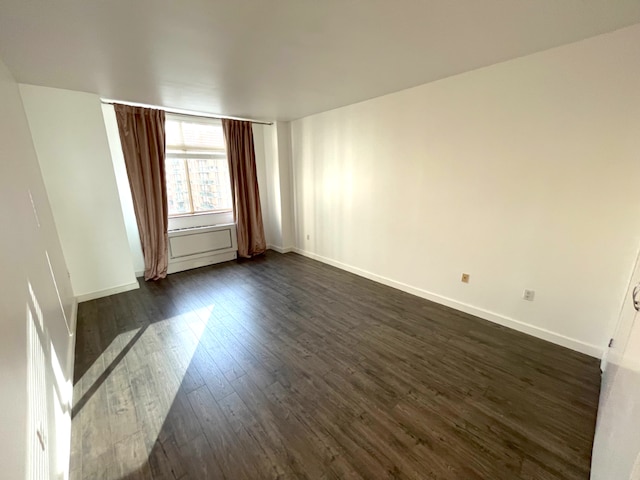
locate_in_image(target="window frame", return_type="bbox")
[165,114,232,218]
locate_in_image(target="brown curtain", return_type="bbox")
[114,104,168,281]
[222,119,267,258]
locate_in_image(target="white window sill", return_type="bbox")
[168,211,234,232]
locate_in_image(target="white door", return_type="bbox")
[591,249,640,479]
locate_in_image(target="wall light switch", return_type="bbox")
[461,273,470,283]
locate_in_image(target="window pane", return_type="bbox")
[165,119,183,149]
[181,121,225,150]
[165,115,233,217]
[165,116,225,152]
[166,157,191,215]
[187,157,233,213]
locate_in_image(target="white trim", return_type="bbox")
[168,212,234,232]
[268,244,295,254]
[166,151,227,159]
[76,280,140,303]
[600,244,640,372]
[167,251,237,274]
[293,247,602,358]
[66,298,78,408]
[167,223,237,273]
[69,299,78,337]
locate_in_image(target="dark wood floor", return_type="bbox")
[70,251,601,480]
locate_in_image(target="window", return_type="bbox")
[165,114,232,216]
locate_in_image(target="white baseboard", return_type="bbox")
[76,280,140,303]
[268,244,295,254]
[293,248,602,358]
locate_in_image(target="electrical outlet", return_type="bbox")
[461,273,470,283]
[523,289,535,301]
[306,234,310,240]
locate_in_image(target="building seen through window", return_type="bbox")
[165,115,232,216]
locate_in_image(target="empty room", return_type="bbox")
[1,1,640,479]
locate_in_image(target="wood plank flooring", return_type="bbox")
[70,251,601,479]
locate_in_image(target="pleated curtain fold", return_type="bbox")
[114,104,168,280]
[222,119,267,258]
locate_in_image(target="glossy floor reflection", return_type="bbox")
[70,252,601,479]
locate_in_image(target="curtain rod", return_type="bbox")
[100,98,273,125]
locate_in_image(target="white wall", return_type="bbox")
[0,58,76,480]
[20,85,138,301]
[262,123,284,248]
[255,121,296,252]
[290,24,640,356]
[276,121,295,250]
[253,123,274,245]
[101,104,146,276]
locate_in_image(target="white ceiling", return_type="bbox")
[1,1,639,121]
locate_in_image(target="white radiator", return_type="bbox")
[167,223,237,274]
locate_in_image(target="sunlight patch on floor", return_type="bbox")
[73,304,214,477]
